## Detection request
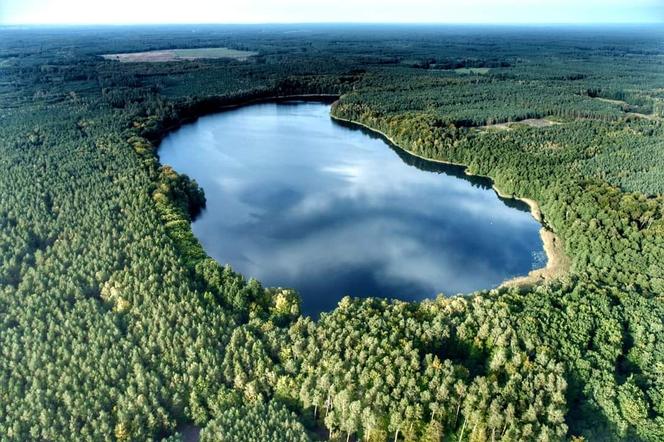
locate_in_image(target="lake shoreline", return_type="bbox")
[150,93,340,146]
[329,113,569,290]
[154,92,567,297]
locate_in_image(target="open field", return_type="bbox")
[101,47,257,62]
[480,117,562,130]
[453,67,490,74]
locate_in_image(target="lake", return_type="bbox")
[159,101,545,316]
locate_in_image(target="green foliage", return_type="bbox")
[200,399,309,442]
[277,296,568,441]
[0,24,662,442]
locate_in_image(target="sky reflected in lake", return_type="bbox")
[159,102,544,316]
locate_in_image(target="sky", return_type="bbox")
[0,0,662,25]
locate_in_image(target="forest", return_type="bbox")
[0,24,663,441]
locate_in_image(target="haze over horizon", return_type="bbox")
[1,0,662,25]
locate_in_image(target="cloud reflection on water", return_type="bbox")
[159,102,543,316]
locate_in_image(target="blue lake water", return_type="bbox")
[159,101,545,316]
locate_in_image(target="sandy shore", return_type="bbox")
[330,113,569,290]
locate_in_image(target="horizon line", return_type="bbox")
[1,21,662,27]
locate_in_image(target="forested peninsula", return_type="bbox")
[0,25,663,441]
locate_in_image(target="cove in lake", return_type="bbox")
[159,102,545,317]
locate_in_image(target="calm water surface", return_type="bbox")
[159,102,545,316]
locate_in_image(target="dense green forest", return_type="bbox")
[0,24,663,441]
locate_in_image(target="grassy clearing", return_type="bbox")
[480,118,562,131]
[102,47,257,63]
[454,67,490,74]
